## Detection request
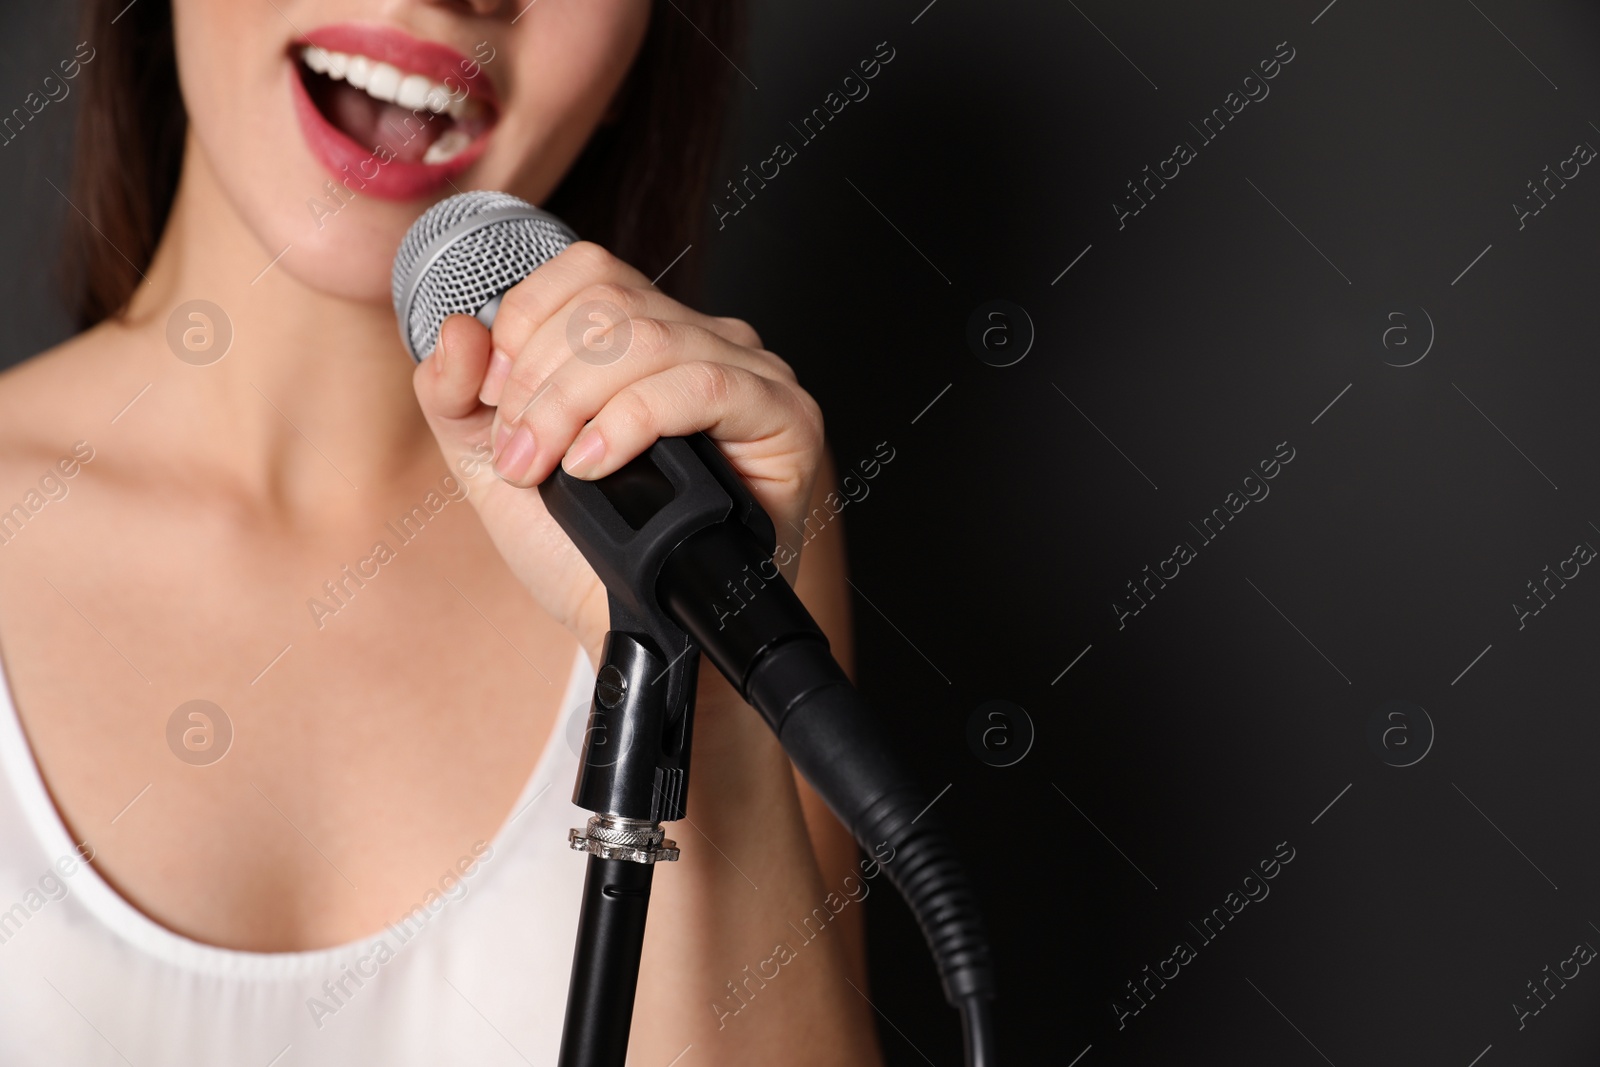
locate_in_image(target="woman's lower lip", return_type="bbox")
[289,62,489,202]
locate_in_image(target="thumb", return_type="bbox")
[414,314,494,450]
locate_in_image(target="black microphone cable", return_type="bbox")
[658,517,998,1067]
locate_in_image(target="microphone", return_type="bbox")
[393,192,996,1067]
[392,190,577,363]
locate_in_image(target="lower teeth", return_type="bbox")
[422,129,472,165]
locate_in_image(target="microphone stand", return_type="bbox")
[547,437,774,1067]
[556,621,694,1067]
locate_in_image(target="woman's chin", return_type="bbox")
[266,219,405,307]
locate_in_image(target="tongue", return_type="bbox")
[322,81,448,164]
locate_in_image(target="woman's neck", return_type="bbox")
[113,136,439,507]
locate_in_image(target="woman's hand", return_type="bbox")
[412,241,824,663]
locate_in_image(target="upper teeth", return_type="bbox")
[301,45,477,121]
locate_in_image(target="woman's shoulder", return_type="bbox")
[0,324,136,481]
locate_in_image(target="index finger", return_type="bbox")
[487,241,652,364]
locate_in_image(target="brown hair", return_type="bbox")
[63,0,744,329]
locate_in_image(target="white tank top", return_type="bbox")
[0,644,596,1065]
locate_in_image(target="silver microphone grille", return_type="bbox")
[391,190,577,362]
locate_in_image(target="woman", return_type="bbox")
[0,0,880,1063]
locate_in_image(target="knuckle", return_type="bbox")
[506,377,563,426]
[684,359,732,406]
[607,386,656,434]
[792,385,825,445]
[561,241,618,278]
[493,285,540,339]
[502,350,548,396]
[577,282,635,315]
[761,349,799,383]
[533,380,579,426]
[716,316,763,350]
[626,317,675,361]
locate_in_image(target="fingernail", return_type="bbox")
[494,425,537,482]
[480,347,512,404]
[562,428,606,478]
[493,418,513,458]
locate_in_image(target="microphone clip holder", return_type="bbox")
[544,434,778,828]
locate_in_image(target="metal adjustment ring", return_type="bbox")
[569,813,680,864]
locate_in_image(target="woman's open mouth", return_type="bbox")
[289,25,500,201]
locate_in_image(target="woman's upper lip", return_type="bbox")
[298,23,499,109]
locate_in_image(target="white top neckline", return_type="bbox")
[0,641,591,981]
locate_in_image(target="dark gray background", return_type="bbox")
[7,1,1600,1064]
[0,3,80,358]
